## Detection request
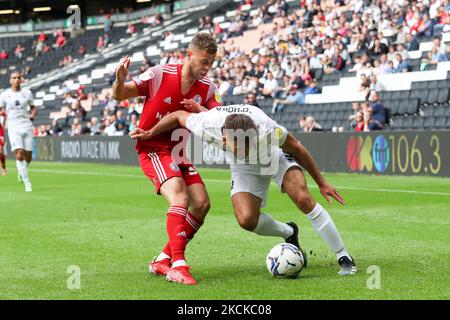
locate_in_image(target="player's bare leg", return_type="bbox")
[25,150,32,164]
[0,144,6,176]
[15,148,32,192]
[282,168,356,275]
[231,191,300,244]
[185,183,210,240]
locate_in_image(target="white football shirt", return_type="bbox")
[0,88,34,130]
[186,105,288,165]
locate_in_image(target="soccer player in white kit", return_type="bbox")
[130,104,357,276]
[0,71,36,192]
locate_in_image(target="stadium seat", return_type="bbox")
[423,117,435,129]
[426,89,439,105]
[412,117,425,129]
[437,88,449,104]
[407,99,420,115]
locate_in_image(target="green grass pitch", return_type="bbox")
[0,160,449,300]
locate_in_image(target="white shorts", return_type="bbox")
[230,148,301,208]
[8,127,33,151]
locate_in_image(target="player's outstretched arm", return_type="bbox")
[129,110,191,140]
[30,105,36,121]
[112,56,139,101]
[281,132,345,205]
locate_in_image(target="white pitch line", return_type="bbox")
[31,168,450,197]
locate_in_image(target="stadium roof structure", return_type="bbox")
[0,0,175,24]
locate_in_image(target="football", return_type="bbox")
[266,243,305,278]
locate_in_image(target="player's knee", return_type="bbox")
[15,150,25,161]
[169,194,190,209]
[196,199,211,215]
[236,214,258,231]
[294,187,315,213]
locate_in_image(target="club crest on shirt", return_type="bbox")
[169,162,180,172]
[192,94,202,105]
[139,69,155,81]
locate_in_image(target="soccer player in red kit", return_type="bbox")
[113,33,221,285]
[0,109,6,175]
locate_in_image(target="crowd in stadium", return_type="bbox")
[3,0,450,137]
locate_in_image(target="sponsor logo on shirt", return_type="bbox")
[188,166,198,176]
[164,97,172,104]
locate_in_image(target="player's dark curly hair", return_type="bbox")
[189,32,218,55]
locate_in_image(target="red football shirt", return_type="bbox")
[132,63,221,153]
[0,111,5,136]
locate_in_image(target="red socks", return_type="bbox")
[162,208,204,261]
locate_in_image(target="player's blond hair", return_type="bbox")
[189,33,218,55]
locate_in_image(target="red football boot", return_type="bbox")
[149,258,171,276]
[166,265,197,285]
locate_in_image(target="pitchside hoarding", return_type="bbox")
[5,131,450,177]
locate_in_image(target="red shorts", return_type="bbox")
[0,135,4,147]
[139,150,204,194]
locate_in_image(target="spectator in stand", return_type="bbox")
[78,44,87,56]
[55,34,66,49]
[104,115,117,136]
[126,23,136,35]
[59,54,73,68]
[362,110,372,132]
[35,39,44,56]
[244,93,260,108]
[104,33,111,47]
[385,60,396,73]
[348,102,362,129]
[369,74,385,93]
[14,44,25,59]
[358,74,370,92]
[104,14,113,33]
[0,50,8,60]
[304,80,321,95]
[49,119,63,136]
[262,72,279,98]
[128,113,138,133]
[271,85,305,113]
[395,53,409,73]
[405,33,420,51]
[354,111,365,132]
[97,36,106,52]
[38,31,47,43]
[417,13,433,37]
[89,117,100,135]
[368,91,386,131]
[70,118,82,136]
[303,116,323,132]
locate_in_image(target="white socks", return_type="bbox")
[306,203,349,259]
[155,253,187,268]
[16,160,30,183]
[252,213,293,239]
[171,260,187,268]
[155,252,171,262]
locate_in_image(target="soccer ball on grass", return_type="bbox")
[266,243,305,278]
